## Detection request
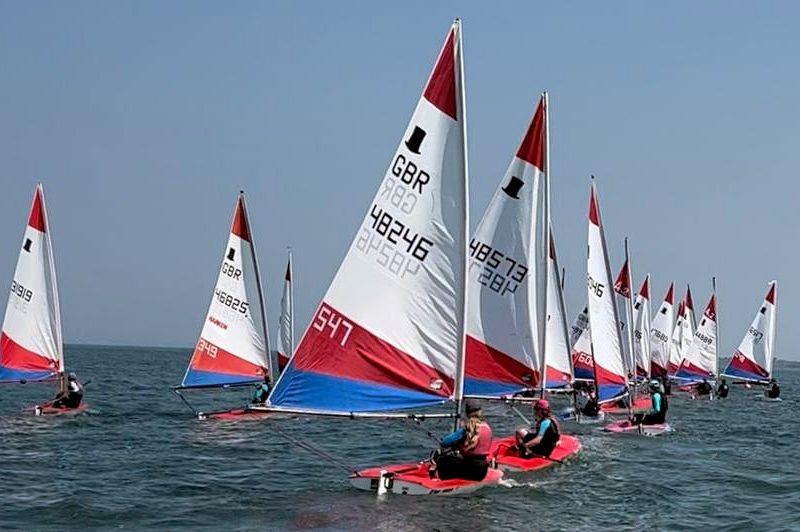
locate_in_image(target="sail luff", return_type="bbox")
[39,184,64,375]
[539,91,550,398]
[452,18,469,413]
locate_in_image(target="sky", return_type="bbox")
[0,2,797,360]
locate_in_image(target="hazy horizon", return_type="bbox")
[1,2,797,362]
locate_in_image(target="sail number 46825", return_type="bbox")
[313,305,354,347]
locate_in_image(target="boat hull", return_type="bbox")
[30,403,88,416]
[754,394,782,402]
[604,419,672,436]
[350,463,503,496]
[197,407,271,421]
[490,434,581,472]
[601,395,651,414]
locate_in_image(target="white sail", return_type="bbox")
[723,281,777,382]
[667,300,686,376]
[613,258,634,377]
[649,283,674,379]
[543,230,572,389]
[570,306,589,350]
[464,95,547,396]
[0,184,63,382]
[586,182,627,402]
[179,194,270,388]
[269,21,469,413]
[275,252,294,372]
[631,275,651,377]
[676,292,717,382]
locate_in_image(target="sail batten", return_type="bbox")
[269,21,468,413]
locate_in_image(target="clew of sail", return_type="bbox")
[586,183,627,403]
[179,194,270,388]
[269,22,468,413]
[722,281,777,383]
[675,292,717,382]
[632,275,651,378]
[0,184,63,383]
[275,253,294,373]
[544,230,572,389]
[464,95,546,396]
[649,283,674,379]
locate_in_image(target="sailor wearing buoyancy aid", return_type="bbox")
[633,379,669,425]
[516,399,560,458]
[434,399,492,481]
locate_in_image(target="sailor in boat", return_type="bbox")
[696,378,713,396]
[430,399,492,481]
[515,399,561,458]
[765,378,780,399]
[579,391,600,417]
[716,378,730,398]
[661,376,672,396]
[251,379,270,405]
[51,373,84,409]
[631,379,668,426]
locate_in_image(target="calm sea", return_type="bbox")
[0,345,797,531]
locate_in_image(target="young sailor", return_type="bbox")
[51,373,84,409]
[433,400,493,481]
[251,380,270,405]
[716,378,730,398]
[632,379,668,425]
[515,399,561,458]
[579,391,600,417]
[696,378,713,396]
[766,378,780,399]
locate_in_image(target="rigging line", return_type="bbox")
[403,417,443,445]
[506,402,531,426]
[270,424,361,476]
[172,389,198,415]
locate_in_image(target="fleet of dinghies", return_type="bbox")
[0,19,786,496]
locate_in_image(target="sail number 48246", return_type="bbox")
[313,305,354,347]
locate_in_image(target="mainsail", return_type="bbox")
[269,21,469,413]
[649,283,674,379]
[675,292,717,383]
[544,230,572,389]
[586,183,627,402]
[464,95,547,396]
[722,281,777,383]
[275,252,294,372]
[667,300,686,375]
[570,307,593,381]
[631,275,651,377]
[0,184,64,383]
[613,257,634,377]
[179,193,270,388]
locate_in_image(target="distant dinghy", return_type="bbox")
[275,251,295,372]
[722,281,777,384]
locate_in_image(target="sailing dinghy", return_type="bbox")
[722,281,777,387]
[174,192,272,420]
[674,290,718,389]
[259,20,502,495]
[570,306,594,382]
[649,283,674,379]
[0,185,84,415]
[631,275,652,378]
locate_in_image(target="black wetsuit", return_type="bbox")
[767,383,780,399]
[580,398,599,417]
[634,391,668,425]
[521,416,560,457]
[52,381,83,409]
[717,382,729,398]
[696,381,713,396]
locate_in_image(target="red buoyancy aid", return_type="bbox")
[462,421,493,458]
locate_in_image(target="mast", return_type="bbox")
[38,184,65,391]
[288,248,295,357]
[713,276,719,379]
[452,18,469,425]
[539,91,550,399]
[240,191,272,384]
[769,281,777,379]
[623,238,636,408]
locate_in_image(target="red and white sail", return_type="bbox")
[613,257,634,377]
[0,184,64,383]
[570,306,594,381]
[676,292,717,382]
[668,300,687,375]
[586,183,627,402]
[543,230,572,389]
[275,252,294,372]
[179,194,270,388]
[464,95,547,396]
[649,283,674,379]
[631,275,651,377]
[269,21,469,412]
[722,281,777,382]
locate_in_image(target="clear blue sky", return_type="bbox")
[1,2,797,360]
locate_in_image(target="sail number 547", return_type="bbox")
[313,305,354,347]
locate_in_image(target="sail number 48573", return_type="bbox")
[313,305,354,347]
